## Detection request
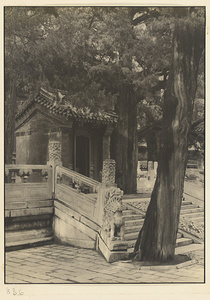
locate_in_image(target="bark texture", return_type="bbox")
[111,87,138,194]
[134,18,204,261]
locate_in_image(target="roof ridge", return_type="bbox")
[16,87,118,125]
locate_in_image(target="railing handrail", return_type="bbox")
[56,165,100,192]
[5,164,51,171]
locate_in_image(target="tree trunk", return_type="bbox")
[134,18,204,261]
[111,86,138,194]
[5,76,16,164]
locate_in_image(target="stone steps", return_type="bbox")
[5,209,54,252]
[124,225,142,234]
[175,237,193,247]
[189,216,204,223]
[6,237,54,251]
[124,231,139,241]
[181,204,200,210]
[123,214,143,221]
[181,212,204,219]
[175,242,204,255]
[122,195,203,254]
[5,215,53,231]
[122,209,139,216]
[124,218,145,228]
[6,228,53,243]
[5,227,54,251]
[127,237,193,253]
[124,230,184,242]
[181,201,193,206]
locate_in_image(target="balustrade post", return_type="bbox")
[102,159,116,186]
[96,159,128,262]
[97,159,116,226]
[47,140,62,198]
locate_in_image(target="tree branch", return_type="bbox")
[132,9,160,26]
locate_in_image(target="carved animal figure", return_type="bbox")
[110,210,125,241]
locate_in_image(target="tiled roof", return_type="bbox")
[16,87,118,125]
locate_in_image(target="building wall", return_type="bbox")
[16,110,112,182]
[61,130,72,169]
[15,134,30,164]
[16,111,57,165]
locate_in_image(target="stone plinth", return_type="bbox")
[100,230,127,251]
[97,234,129,263]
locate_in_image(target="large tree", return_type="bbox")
[134,7,204,261]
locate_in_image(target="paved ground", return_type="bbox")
[5,242,204,284]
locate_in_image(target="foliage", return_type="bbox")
[5,6,204,168]
[5,7,174,111]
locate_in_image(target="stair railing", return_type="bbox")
[55,165,100,194]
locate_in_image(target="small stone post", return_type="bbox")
[47,140,62,198]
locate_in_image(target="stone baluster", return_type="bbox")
[19,169,32,183]
[5,168,10,183]
[56,171,62,184]
[90,164,94,179]
[12,152,16,164]
[41,169,48,183]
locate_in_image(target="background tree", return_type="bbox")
[5,7,58,163]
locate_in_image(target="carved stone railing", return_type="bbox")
[5,161,128,262]
[55,166,100,194]
[54,166,100,224]
[5,165,53,218]
[5,164,52,184]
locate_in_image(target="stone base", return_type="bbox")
[100,230,128,251]
[98,234,129,263]
[53,216,96,249]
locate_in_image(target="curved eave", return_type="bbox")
[16,97,118,127]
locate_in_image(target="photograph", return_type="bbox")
[2,2,207,294]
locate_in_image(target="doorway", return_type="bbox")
[76,136,90,176]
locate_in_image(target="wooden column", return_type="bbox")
[102,125,114,162]
[89,136,94,178]
[68,132,74,170]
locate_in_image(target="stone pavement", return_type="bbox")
[5,243,204,284]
